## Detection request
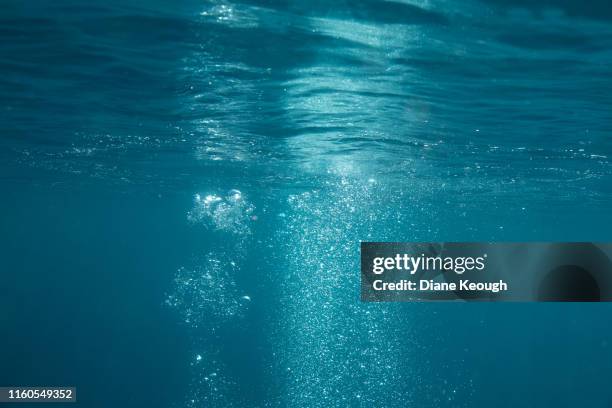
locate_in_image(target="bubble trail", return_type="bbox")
[271,176,414,408]
[167,189,256,407]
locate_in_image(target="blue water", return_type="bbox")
[1,0,612,407]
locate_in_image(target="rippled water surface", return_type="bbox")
[1,0,612,407]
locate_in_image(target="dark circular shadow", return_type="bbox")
[538,265,601,302]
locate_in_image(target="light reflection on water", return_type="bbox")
[2,0,612,406]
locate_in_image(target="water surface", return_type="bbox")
[1,0,612,407]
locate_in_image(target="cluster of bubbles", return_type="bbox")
[165,255,246,331]
[270,175,415,407]
[267,168,475,407]
[167,188,255,407]
[187,189,255,236]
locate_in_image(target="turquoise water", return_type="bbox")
[1,0,612,407]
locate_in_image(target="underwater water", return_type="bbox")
[1,0,612,406]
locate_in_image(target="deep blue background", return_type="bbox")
[1,0,612,406]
